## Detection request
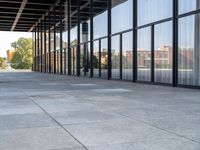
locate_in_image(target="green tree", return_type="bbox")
[0,57,7,69]
[11,37,32,69]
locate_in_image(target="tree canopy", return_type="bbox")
[11,37,32,69]
[0,57,7,69]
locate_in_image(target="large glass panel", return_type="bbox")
[112,0,133,34]
[63,23,68,74]
[63,0,68,74]
[38,31,41,71]
[154,21,173,83]
[32,32,35,70]
[86,42,90,77]
[35,30,38,71]
[111,35,120,79]
[179,0,200,14]
[178,14,200,86]
[80,2,90,43]
[122,31,133,80]
[137,27,151,81]
[93,0,108,39]
[71,46,77,75]
[80,44,84,76]
[56,31,60,74]
[42,31,45,72]
[93,40,99,77]
[46,27,49,73]
[50,29,54,73]
[138,0,172,26]
[101,38,108,79]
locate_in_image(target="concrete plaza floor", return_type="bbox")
[0,71,200,150]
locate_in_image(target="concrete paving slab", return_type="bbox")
[51,110,124,125]
[0,126,83,150]
[64,118,200,149]
[0,113,57,130]
[1,71,200,150]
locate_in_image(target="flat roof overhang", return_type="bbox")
[0,0,122,32]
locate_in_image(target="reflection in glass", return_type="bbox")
[122,32,133,80]
[56,32,60,73]
[71,46,77,76]
[137,27,151,81]
[50,30,54,73]
[93,0,108,39]
[138,0,172,26]
[178,14,200,86]
[179,0,200,14]
[111,0,133,34]
[80,44,84,76]
[154,21,172,83]
[93,40,99,77]
[86,42,90,77]
[46,29,49,72]
[101,38,108,79]
[111,35,120,79]
[62,29,68,74]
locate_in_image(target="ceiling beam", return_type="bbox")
[11,0,28,31]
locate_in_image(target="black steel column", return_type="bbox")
[120,34,122,80]
[48,12,51,73]
[151,25,155,82]
[60,0,63,75]
[77,0,80,76]
[68,0,71,75]
[53,7,56,74]
[37,25,40,72]
[40,22,43,73]
[99,39,101,77]
[34,28,37,71]
[173,0,178,86]
[133,0,137,82]
[90,0,94,78]
[44,17,47,73]
[107,0,111,80]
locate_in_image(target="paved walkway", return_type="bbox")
[0,71,200,150]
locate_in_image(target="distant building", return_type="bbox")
[6,50,15,62]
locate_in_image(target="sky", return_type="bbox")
[0,31,32,57]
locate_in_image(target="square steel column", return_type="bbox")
[40,21,43,73]
[77,0,80,76]
[151,25,155,83]
[44,17,47,73]
[173,0,178,86]
[34,28,37,71]
[60,0,63,75]
[133,0,137,82]
[68,0,71,75]
[107,0,111,80]
[37,25,40,72]
[90,0,94,78]
[120,34,122,80]
[48,12,51,73]
[53,7,56,74]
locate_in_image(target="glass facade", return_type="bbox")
[93,40,99,77]
[178,14,200,86]
[138,0,172,26]
[101,38,108,79]
[111,0,133,34]
[32,0,200,88]
[111,35,120,79]
[122,31,133,80]
[154,21,173,83]
[179,0,200,14]
[137,27,151,81]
